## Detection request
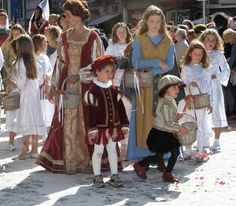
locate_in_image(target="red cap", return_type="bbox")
[91,55,116,72]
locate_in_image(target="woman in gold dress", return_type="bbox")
[36,0,104,174]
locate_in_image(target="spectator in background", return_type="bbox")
[182,19,194,30]
[193,24,207,39]
[206,21,216,29]
[213,12,231,58]
[175,28,189,68]
[228,16,236,30]
[49,14,59,26]
[168,25,178,43]
[187,29,195,43]
[177,24,188,32]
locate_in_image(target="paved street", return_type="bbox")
[1,109,236,206]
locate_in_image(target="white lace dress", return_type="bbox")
[208,50,230,128]
[14,58,46,136]
[36,53,54,128]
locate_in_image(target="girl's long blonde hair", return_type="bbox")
[138,5,170,41]
[182,39,210,69]
[12,34,37,79]
[199,28,224,51]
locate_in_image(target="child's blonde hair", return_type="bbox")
[44,25,61,48]
[32,34,46,53]
[199,28,224,51]
[138,5,171,41]
[223,28,236,43]
[12,34,38,79]
[182,39,210,69]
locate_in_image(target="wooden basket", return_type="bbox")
[188,85,210,109]
[177,113,197,146]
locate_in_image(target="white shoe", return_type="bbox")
[211,141,220,151]
[9,144,16,151]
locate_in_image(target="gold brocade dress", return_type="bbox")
[63,37,91,174]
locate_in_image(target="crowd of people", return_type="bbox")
[0,0,236,187]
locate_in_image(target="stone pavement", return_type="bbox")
[1,109,236,206]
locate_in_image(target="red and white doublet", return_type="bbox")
[85,78,129,176]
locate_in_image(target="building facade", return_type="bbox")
[1,0,236,33]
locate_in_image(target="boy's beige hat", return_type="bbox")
[158,74,184,93]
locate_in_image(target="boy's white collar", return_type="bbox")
[93,78,112,88]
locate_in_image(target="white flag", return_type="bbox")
[38,0,50,21]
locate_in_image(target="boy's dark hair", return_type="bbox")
[159,88,167,98]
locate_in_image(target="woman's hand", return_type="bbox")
[68,74,80,84]
[159,61,169,73]
[48,86,56,103]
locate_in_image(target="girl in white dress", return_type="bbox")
[181,40,213,161]
[199,29,230,151]
[105,22,133,86]
[2,24,26,151]
[32,34,54,132]
[9,35,46,160]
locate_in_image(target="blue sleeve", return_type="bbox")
[131,39,175,75]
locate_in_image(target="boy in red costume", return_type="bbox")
[84,55,129,188]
